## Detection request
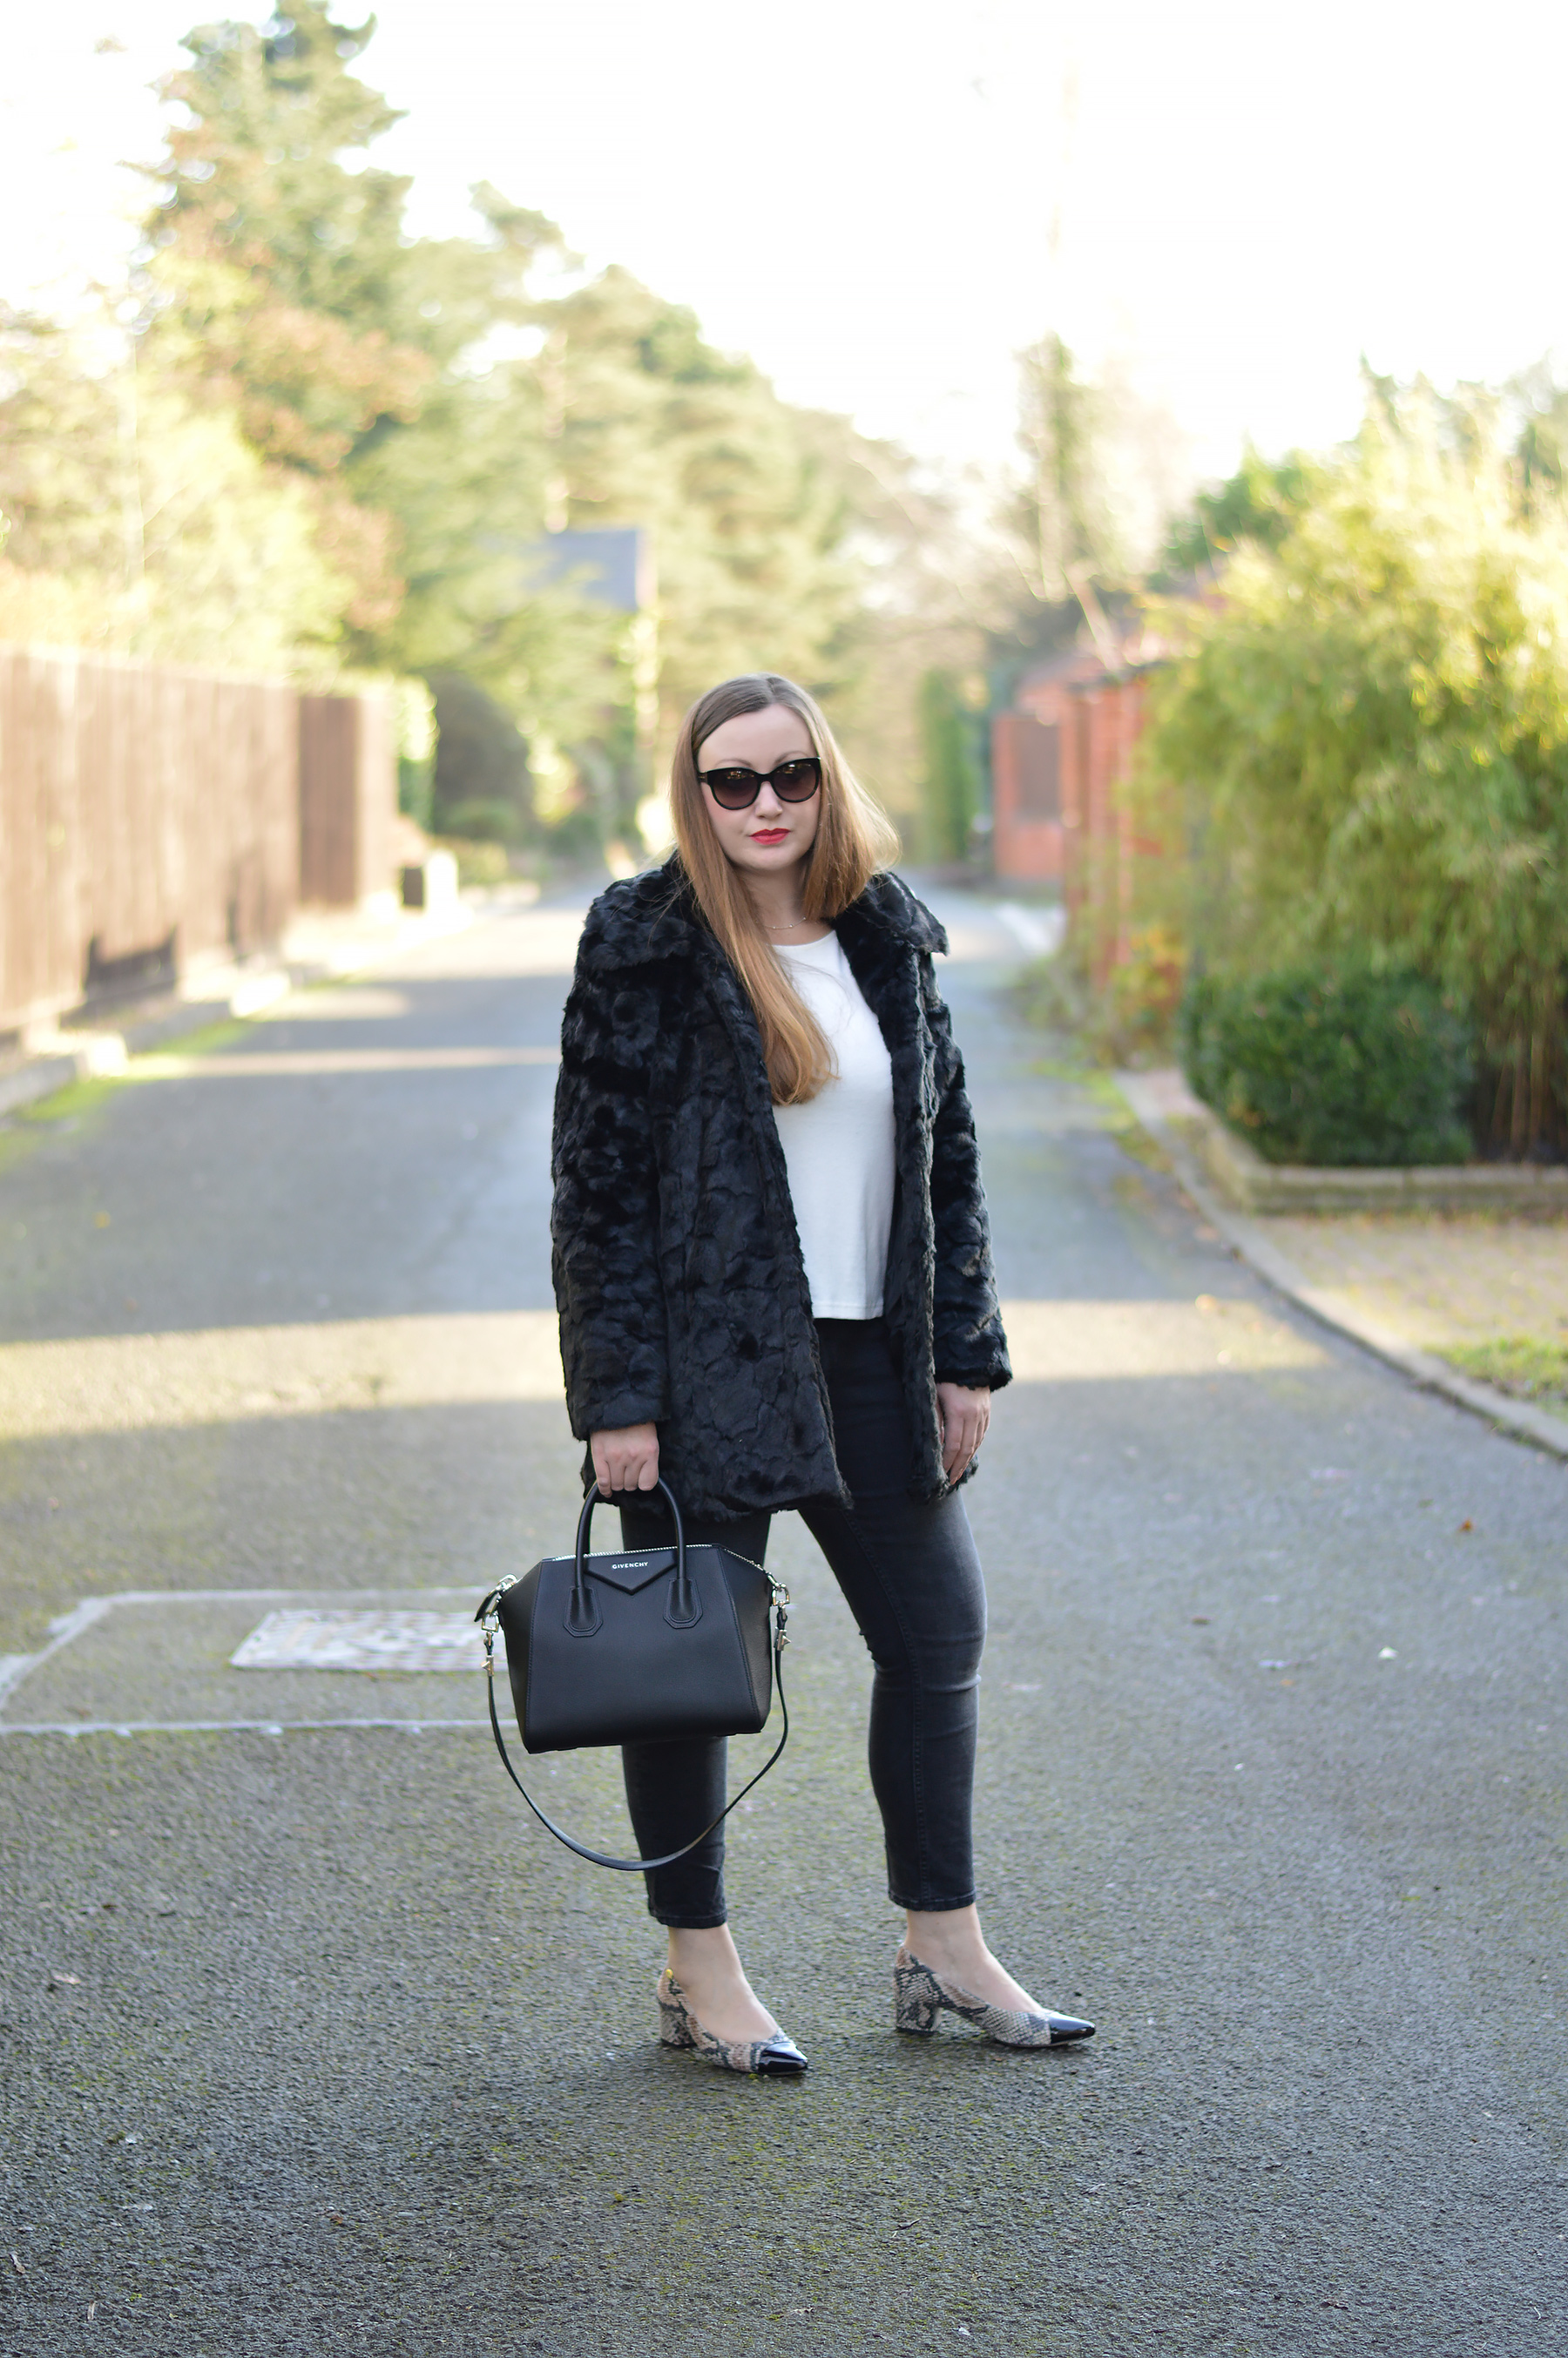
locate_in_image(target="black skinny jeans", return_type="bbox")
[617,1317,987,1927]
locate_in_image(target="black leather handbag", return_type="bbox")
[475,1480,790,1872]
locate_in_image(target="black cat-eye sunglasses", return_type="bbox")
[697,756,822,811]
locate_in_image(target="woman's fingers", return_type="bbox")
[936,1384,990,1480]
[591,1423,660,1496]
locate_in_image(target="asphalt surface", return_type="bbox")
[2,884,1565,2357]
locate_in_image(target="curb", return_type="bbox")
[1181,1092,1568,1216]
[0,903,479,1122]
[1113,1071,1568,1466]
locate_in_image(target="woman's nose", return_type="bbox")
[753,784,786,820]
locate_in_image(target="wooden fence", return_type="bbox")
[0,645,394,1037]
[300,691,393,909]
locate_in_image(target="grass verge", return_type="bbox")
[1441,1334,1568,1409]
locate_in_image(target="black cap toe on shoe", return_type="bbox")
[755,2035,809,2076]
[1049,2016,1096,2044]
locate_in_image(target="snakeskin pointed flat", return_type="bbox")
[893,1945,1094,2048]
[657,1969,808,2077]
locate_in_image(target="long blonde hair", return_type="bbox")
[670,673,899,1106]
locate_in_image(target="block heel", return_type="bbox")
[893,1961,940,2036]
[657,1971,696,2049]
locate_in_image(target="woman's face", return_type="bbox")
[695,702,821,883]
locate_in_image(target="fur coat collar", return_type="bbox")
[575,858,949,972]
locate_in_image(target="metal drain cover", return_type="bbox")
[231,1609,485,1673]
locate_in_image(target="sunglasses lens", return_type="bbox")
[705,769,760,809]
[773,759,821,801]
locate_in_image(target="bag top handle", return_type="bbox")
[573,1477,693,1624]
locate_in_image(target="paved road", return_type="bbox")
[2,886,1565,2356]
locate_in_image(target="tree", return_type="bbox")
[1141,387,1568,1157]
[0,309,350,671]
[1156,444,1316,577]
[1014,334,1110,599]
[988,334,1109,669]
[986,334,1192,670]
[537,272,868,713]
[917,671,984,864]
[142,5,445,632]
[136,8,931,837]
[1508,360,1568,512]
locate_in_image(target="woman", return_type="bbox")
[551,672,1094,2076]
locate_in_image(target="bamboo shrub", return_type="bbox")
[1139,391,1568,1158]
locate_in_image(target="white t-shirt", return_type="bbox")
[771,931,896,1320]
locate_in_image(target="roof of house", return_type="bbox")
[1017,642,1114,694]
[1015,627,1169,702]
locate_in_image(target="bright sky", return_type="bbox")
[5,0,1566,507]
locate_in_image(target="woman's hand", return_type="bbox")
[591,1422,661,1497]
[936,1383,990,1483]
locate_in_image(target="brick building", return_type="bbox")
[990,637,1166,982]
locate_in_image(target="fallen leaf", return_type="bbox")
[50,1971,81,1988]
[10,2252,25,2276]
[1458,1518,1473,1532]
[88,2301,96,2318]
[94,1211,112,1228]
[1192,1615,1211,1625]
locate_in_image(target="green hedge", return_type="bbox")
[1179,966,1475,1166]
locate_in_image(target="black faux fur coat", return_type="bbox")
[551,859,1011,1520]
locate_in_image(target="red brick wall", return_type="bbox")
[991,666,1162,981]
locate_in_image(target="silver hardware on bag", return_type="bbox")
[480,1571,517,1678]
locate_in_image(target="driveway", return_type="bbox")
[2,882,1564,2355]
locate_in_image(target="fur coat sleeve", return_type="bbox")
[551,915,670,1440]
[921,949,1012,1393]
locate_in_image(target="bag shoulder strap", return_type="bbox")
[474,1592,790,1874]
